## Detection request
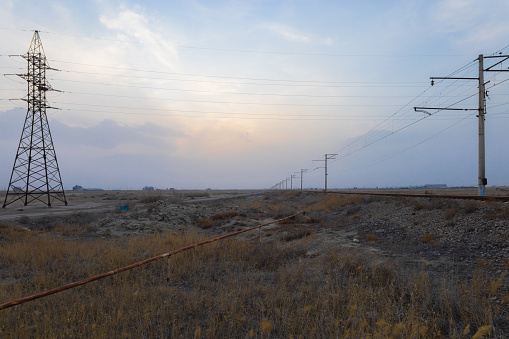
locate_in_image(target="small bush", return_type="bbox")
[420,234,437,243]
[283,229,313,242]
[279,216,299,224]
[364,233,378,242]
[309,194,363,211]
[413,203,424,211]
[196,218,214,229]
[345,205,361,216]
[212,210,238,221]
[19,215,30,225]
[139,195,164,204]
[443,208,457,219]
[464,201,478,214]
[500,204,509,219]
[424,199,445,210]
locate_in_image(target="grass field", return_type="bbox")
[0,191,507,338]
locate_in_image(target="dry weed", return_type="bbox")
[464,201,478,214]
[413,203,424,211]
[309,194,362,212]
[363,233,378,242]
[196,218,214,229]
[0,196,507,338]
[443,208,457,219]
[420,234,437,243]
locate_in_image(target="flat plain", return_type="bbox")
[0,189,508,338]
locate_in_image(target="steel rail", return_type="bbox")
[0,212,300,311]
[316,190,509,202]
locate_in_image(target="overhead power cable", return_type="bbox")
[46,59,432,86]
[59,91,411,107]
[51,77,429,98]
[333,113,474,173]
[56,69,429,89]
[49,101,483,121]
[0,28,467,58]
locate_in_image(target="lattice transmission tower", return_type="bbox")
[2,31,67,208]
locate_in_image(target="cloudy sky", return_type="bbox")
[1,0,508,190]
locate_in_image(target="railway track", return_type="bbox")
[307,190,509,202]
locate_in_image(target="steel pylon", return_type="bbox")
[2,31,67,208]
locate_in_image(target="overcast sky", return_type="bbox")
[1,0,508,190]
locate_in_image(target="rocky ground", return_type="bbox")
[6,190,508,280]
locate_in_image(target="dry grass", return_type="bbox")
[420,234,438,243]
[196,218,214,229]
[309,194,363,212]
[413,203,424,211]
[139,194,164,204]
[444,208,457,219]
[0,194,507,338]
[363,233,378,242]
[501,204,509,219]
[212,209,239,220]
[463,201,478,214]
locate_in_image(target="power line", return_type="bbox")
[46,101,486,121]
[56,69,429,89]
[59,91,418,107]
[332,113,474,173]
[0,28,468,58]
[48,60,432,86]
[49,78,429,98]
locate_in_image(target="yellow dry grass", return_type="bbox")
[308,194,363,211]
[0,220,506,337]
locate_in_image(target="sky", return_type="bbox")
[0,0,508,190]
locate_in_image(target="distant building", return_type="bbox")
[143,186,155,191]
[73,185,103,191]
[423,184,447,189]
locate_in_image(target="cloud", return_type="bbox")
[0,108,185,153]
[262,23,311,43]
[99,7,179,71]
[430,0,509,48]
[51,119,186,153]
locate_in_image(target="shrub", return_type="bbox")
[212,210,238,221]
[413,203,424,211]
[500,204,509,219]
[443,208,457,219]
[196,218,214,229]
[309,194,363,211]
[364,233,378,242]
[464,201,478,214]
[139,194,164,204]
[420,234,437,243]
[283,229,314,242]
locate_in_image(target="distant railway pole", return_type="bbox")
[313,154,337,192]
[300,169,308,191]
